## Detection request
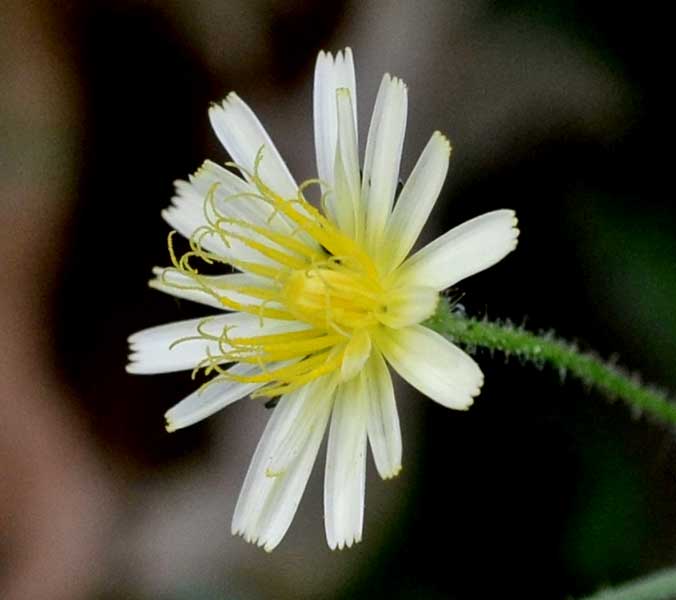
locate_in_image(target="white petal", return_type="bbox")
[149,266,280,310]
[395,210,519,291]
[364,350,401,479]
[164,163,269,238]
[127,313,309,374]
[313,49,357,209]
[324,375,368,550]
[209,93,298,201]
[331,88,362,238]
[164,365,262,432]
[127,314,239,374]
[172,159,319,260]
[340,329,371,382]
[375,324,483,410]
[361,74,407,254]
[162,180,228,255]
[162,179,278,268]
[265,381,333,477]
[192,160,303,238]
[376,285,439,329]
[232,387,310,538]
[191,160,254,205]
[380,132,451,273]
[256,394,332,552]
[232,377,336,551]
[162,177,298,269]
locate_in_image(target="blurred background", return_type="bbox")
[2,1,676,598]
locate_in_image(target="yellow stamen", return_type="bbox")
[160,157,427,395]
[222,351,333,384]
[212,216,325,261]
[282,264,385,331]
[230,334,343,362]
[251,354,343,398]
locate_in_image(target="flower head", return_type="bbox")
[127,48,519,551]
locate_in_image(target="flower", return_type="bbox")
[127,47,519,551]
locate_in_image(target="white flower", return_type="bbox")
[127,48,519,551]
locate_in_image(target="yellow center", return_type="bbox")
[163,159,437,398]
[282,263,385,332]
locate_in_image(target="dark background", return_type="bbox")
[3,1,676,598]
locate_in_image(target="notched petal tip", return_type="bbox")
[338,47,353,65]
[241,531,262,547]
[333,535,362,551]
[164,416,177,433]
[193,160,212,177]
[124,357,146,375]
[506,211,520,250]
[431,130,452,155]
[457,373,485,411]
[317,48,331,62]
[124,362,137,375]
[387,74,408,92]
[240,531,277,553]
[381,464,402,480]
[127,329,144,344]
[456,393,478,412]
[318,47,353,66]
[209,91,238,111]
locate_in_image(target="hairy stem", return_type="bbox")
[577,567,676,600]
[426,300,676,427]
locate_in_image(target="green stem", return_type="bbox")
[577,567,676,600]
[426,300,676,428]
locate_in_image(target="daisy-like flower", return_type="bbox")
[127,48,518,551]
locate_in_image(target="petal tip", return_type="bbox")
[224,91,239,105]
[390,75,408,92]
[263,540,277,553]
[382,465,403,480]
[208,93,238,120]
[432,130,452,154]
[160,207,173,222]
[207,102,222,117]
